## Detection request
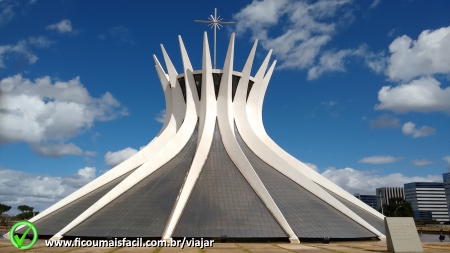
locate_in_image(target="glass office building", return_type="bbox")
[404,182,449,222]
[354,194,378,210]
[375,187,405,209]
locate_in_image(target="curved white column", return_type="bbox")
[236,52,384,238]
[161,45,186,131]
[178,38,200,118]
[216,33,299,243]
[162,32,216,240]
[9,54,180,237]
[51,36,199,240]
[249,62,386,224]
[153,55,173,137]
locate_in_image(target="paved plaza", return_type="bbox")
[1,240,449,253]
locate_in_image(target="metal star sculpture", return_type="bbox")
[195,8,236,69]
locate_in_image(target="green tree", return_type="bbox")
[0,203,11,215]
[17,205,34,213]
[16,205,36,220]
[382,197,414,217]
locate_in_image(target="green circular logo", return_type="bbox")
[9,221,38,249]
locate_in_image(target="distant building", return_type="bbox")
[376,187,405,209]
[354,193,378,210]
[404,182,449,222]
[443,172,450,183]
[443,173,450,220]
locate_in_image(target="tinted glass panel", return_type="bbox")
[65,129,198,238]
[235,126,377,239]
[246,80,254,101]
[177,77,186,103]
[193,74,202,100]
[212,73,222,99]
[173,122,286,238]
[231,75,241,101]
[19,169,137,237]
[323,188,385,235]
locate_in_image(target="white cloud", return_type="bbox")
[386,26,450,82]
[30,142,83,158]
[305,162,319,172]
[104,147,138,167]
[375,76,450,113]
[0,40,38,68]
[322,167,441,195]
[84,150,97,157]
[402,121,435,138]
[412,159,434,166]
[307,49,351,79]
[307,45,387,80]
[234,0,388,79]
[443,156,450,170]
[388,28,398,37]
[363,50,387,73]
[0,74,128,156]
[46,19,73,33]
[155,109,166,123]
[359,156,403,164]
[369,114,400,129]
[0,166,96,214]
[234,0,351,71]
[370,0,381,8]
[28,36,55,48]
[0,0,18,25]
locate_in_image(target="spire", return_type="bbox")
[195,8,236,69]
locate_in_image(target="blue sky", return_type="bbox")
[0,0,449,213]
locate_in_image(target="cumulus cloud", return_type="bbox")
[305,162,319,172]
[155,109,166,123]
[30,142,83,157]
[375,76,450,114]
[84,150,97,157]
[0,74,128,156]
[234,0,352,71]
[46,19,73,34]
[412,159,434,166]
[0,166,96,214]
[307,49,351,79]
[234,1,387,79]
[386,26,450,82]
[369,114,400,129]
[0,40,38,68]
[28,36,55,48]
[402,121,435,138]
[307,45,387,79]
[358,156,403,164]
[104,147,138,167]
[322,167,441,195]
[443,156,450,170]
